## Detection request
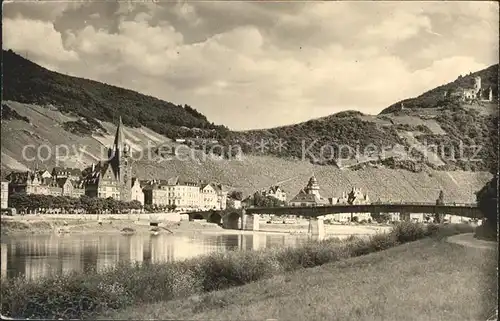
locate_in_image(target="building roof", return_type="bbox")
[167,176,179,185]
[289,189,323,204]
[52,167,82,176]
[54,177,71,188]
[289,191,321,204]
[206,183,227,193]
[269,185,284,193]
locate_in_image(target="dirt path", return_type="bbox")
[447,233,497,250]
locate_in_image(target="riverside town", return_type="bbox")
[1,1,498,321]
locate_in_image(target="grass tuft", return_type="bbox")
[0,222,475,319]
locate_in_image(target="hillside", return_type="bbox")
[2,50,497,172]
[0,100,492,202]
[218,65,499,173]
[0,50,496,202]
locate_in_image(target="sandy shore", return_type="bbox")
[0,215,392,236]
[0,216,222,235]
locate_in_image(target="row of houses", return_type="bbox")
[6,168,86,199]
[141,177,229,211]
[1,168,237,211]
[0,118,236,212]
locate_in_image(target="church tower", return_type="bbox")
[473,76,481,94]
[305,174,321,199]
[108,117,132,202]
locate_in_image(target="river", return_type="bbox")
[0,231,347,281]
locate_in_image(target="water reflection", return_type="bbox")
[0,232,323,281]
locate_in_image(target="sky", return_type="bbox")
[2,1,499,130]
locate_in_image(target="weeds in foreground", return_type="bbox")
[0,222,474,319]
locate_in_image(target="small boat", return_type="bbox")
[151,231,160,236]
[121,227,136,235]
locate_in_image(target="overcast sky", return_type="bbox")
[3,1,498,130]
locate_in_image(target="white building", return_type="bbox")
[328,188,371,222]
[264,185,287,202]
[1,179,8,209]
[200,183,219,210]
[227,198,242,209]
[131,178,144,205]
[289,175,328,207]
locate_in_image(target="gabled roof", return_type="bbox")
[210,183,222,192]
[167,176,179,185]
[201,183,221,192]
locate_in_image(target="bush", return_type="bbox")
[0,223,473,319]
[390,221,427,243]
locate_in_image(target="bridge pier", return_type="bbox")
[308,217,325,238]
[242,212,260,231]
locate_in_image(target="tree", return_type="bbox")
[9,193,30,212]
[476,175,498,240]
[434,190,445,223]
[371,212,392,223]
[129,200,142,210]
[229,190,243,201]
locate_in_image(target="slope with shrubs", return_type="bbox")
[0,222,475,319]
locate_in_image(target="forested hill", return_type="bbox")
[2,49,230,139]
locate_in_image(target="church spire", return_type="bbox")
[113,116,124,150]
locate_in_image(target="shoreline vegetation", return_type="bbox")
[1,222,478,319]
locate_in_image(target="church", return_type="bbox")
[84,117,133,202]
[289,175,329,207]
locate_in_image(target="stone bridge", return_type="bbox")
[187,203,482,236]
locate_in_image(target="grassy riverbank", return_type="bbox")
[0,222,477,319]
[108,234,497,321]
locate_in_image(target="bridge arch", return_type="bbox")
[224,211,241,230]
[192,213,204,220]
[208,212,222,225]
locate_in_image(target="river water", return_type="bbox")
[0,231,339,281]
